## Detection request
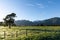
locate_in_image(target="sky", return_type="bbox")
[0,0,60,21]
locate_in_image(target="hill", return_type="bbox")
[15,17,60,26]
[15,20,33,26]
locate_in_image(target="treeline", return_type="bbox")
[0,22,3,26]
[0,22,16,26]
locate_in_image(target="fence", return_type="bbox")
[0,29,60,40]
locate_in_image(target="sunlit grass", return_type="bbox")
[0,26,60,40]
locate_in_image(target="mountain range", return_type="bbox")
[15,17,60,26]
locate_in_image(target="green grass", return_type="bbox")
[0,26,60,40]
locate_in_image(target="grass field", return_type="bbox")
[0,26,60,40]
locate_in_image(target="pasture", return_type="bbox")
[0,26,60,40]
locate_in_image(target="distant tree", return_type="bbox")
[0,22,3,26]
[40,24,44,26]
[3,13,16,29]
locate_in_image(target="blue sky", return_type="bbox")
[0,0,60,21]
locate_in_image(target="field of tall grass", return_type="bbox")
[0,26,60,40]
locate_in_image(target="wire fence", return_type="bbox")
[0,29,60,40]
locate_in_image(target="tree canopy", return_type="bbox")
[3,13,16,28]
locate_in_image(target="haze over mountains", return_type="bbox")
[15,17,60,26]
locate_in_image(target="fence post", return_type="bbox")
[4,31,6,39]
[26,29,28,36]
[11,32,14,37]
[16,31,18,37]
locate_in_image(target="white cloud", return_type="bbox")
[48,1,53,3]
[36,3,45,8]
[48,0,55,4]
[26,3,46,8]
[26,4,34,6]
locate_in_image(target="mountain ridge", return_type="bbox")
[15,17,60,26]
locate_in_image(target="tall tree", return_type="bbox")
[3,13,16,29]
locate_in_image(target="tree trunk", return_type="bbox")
[9,25,11,29]
[9,23,11,29]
